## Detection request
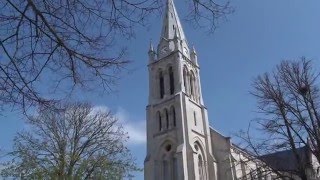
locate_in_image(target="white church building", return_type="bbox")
[143,0,319,179]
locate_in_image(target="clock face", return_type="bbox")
[161,46,169,55]
[184,47,188,54]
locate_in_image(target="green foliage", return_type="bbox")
[1,103,140,179]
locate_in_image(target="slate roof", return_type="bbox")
[259,146,310,173]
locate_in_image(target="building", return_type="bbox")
[143,0,320,179]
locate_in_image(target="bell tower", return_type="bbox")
[144,0,216,179]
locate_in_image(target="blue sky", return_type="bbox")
[1,0,320,179]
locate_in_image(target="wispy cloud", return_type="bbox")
[92,106,146,145]
[91,105,110,114]
[115,108,146,145]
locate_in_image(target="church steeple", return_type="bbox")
[157,0,190,59]
[160,0,186,41]
[145,1,215,180]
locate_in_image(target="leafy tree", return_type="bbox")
[1,103,138,179]
[238,58,320,180]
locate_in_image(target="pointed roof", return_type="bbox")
[160,0,186,41]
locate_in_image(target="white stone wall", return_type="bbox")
[145,47,215,180]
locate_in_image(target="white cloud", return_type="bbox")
[92,106,146,145]
[115,108,146,145]
[90,105,110,114]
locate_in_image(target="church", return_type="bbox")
[143,0,319,179]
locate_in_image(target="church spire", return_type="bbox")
[160,0,186,41]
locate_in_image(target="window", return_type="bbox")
[165,109,169,129]
[183,67,188,94]
[190,71,195,97]
[173,158,178,180]
[171,106,176,127]
[159,71,164,99]
[163,160,169,179]
[198,155,204,180]
[160,145,176,180]
[194,142,206,180]
[169,67,175,95]
[158,112,162,131]
[194,111,197,126]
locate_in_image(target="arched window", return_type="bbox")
[163,160,169,179]
[158,111,162,131]
[190,71,195,97]
[169,66,175,95]
[183,67,188,94]
[159,142,176,180]
[165,109,169,129]
[194,111,197,126]
[194,142,206,180]
[159,70,164,99]
[172,157,178,180]
[171,106,176,127]
[198,155,204,180]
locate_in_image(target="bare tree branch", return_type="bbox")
[0,0,232,113]
[236,58,320,179]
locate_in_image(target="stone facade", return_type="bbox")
[144,1,320,180]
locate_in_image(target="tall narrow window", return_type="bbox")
[165,109,169,129]
[158,112,162,131]
[183,67,188,93]
[169,67,175,95]
[159,71,164,98]
[190,72,195,97]
[194,111,197,126]
[163,160,169,180]
[173,158,178,180]
[171,106,176,127]
[198,155,204,180]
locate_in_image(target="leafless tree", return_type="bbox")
[0,103,138,179]
[0,0,232,113]
[237,58,320,180]
[0,0,158,112]
[186,0,233,32]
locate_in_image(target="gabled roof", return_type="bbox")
[259,146,310,173]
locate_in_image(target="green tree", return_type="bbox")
[1,103,138,179]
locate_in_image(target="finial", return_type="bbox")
[192,45,196,54]
[149,40,154,52]
[190,44,198,64]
